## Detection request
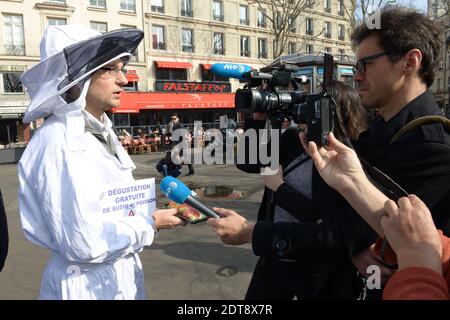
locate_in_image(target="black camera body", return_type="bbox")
[235,54,335,146]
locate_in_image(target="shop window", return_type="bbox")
[155,68,188,81]
[201,67,228,82]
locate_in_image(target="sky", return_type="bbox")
[409,0,428,13]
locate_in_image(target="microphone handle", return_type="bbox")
[185,196,220,219]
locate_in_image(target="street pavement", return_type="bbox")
[0,152,264,300]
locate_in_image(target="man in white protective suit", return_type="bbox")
[18,25,184,300]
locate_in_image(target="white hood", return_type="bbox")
[21,25,143,123]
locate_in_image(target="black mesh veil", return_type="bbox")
[57,28,143,102]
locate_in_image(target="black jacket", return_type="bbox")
[0,189,9,272]
[237,120,376,299]
[238,91,450,298]
[353,90,450,234]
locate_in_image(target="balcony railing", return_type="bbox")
[3,44,25,56]
[152,42,166,50]
[240,19,249,25]
[306,30,313,36]
[182,45,195,52]
[338,35,345,41]
[181,9,193,17]
[151,5,164,13]
[258,52,268,59]
[257,21,266,28]
[214,48,225,55]
[324,32,331,39]
[213,14,224,22]
[240,51,250,57]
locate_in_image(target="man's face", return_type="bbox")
[354,34,404,110]
[86,59,128,112]
[171,116,179,123]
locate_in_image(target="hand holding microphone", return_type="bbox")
[159,176,221,219]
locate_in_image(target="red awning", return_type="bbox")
[154,61,193,69]
[125,73,139,82]
[113,92,235,112]
[201,63,212,70]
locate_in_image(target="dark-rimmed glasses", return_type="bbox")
[353,52,388,75]
[99,66,128,78]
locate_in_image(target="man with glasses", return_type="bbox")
[17,25,183,299]
[347,7,450,299]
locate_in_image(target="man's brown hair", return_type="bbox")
[351,6,442,87]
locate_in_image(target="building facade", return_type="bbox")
[428,0,450,112]
[0,0,354,147]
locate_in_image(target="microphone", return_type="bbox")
[210,63,252,80]
[160,176,221,219]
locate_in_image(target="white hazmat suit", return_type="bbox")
[18,25,156,299]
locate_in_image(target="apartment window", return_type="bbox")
[288,16,296,32]
[257,8,266,28]
[48,17,67,26]
[181,28,194,52]
[437,78,442,91]
[2,72,23,93]
[212,0,224,22]
[239,5,249,25]
[47,0,65,3]
[338,0,345,16]
[306,0,313,8]
[338,48,345,60]
[258,38,267,58]
[306,18,313,35]
[155,68,188,81]
[240,36,250,57]
[89,0,106,8]
[213,32,225,55]
[90,21,107,33]
[288,42,297,54]
[3,15,25,56]
[181,0,193,17]
[152,25,166,49]
[121,24,138,60]
[338,24,345,41]
[274,12,281,30]
[151,0,164,13]
[324,21,331,38]
[324,0,331,12]
[306,44,313,54]
[324,47,331,53]
[120,0,136,13]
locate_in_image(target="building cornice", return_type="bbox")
[34,2,75,12]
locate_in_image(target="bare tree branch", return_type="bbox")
[246,0,315,58]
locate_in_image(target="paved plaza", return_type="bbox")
[0,152,264,300]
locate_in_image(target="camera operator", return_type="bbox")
[209,81,373,299]
[209,6,450,300]
[304,133,450,300]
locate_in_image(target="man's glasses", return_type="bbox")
[99,66,128,78]
[171,117,177,120]
[353,52,388,74]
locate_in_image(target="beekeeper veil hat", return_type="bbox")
[21,25,143,123]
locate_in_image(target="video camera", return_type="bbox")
[211,54,335,146]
